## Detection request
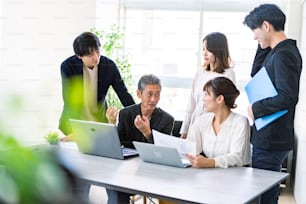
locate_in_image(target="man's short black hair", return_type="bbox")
[243,4,286,31]
[73,32,101,57]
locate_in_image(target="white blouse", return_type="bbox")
[180,67,236,135]
[187,112,251,168]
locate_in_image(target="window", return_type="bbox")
[122,7,258,119]
[124,10,200,119]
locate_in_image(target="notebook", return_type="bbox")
[133,141,191,168]
[69,119,138,160]
[245,67,288,130]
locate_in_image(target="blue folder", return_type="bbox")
[245,67,288,130]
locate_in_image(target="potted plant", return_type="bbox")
[90,25,134,108]
[44,131,60,145]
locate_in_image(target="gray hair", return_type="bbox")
[137,74,161,92]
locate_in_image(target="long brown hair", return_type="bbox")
[203,32,232,73]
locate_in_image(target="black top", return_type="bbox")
[251,44,271,77]
[59,55,135,135]
[251,39,302,151]
[118,104,174,148]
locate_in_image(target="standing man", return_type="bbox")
[59,32,135,140]
[244,4,302,204]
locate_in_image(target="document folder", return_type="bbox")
[245,67,288,130]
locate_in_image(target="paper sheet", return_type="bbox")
[152,130,196,155]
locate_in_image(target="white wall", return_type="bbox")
[0,0,98,143]
[293,1,306,203]
[285,0,302,42]
[96,0,120,31]
[0,0,122,144]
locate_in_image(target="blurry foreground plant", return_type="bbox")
[0,133,82,203]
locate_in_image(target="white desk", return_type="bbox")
[58,143,288,204]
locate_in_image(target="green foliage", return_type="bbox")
[90,25,133,109]
[7,94,24,113]
[0,96,77,203]
[44,131,59,145]
[91,25,123,57]
[0,133,71,203]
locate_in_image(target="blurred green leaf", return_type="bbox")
[6,94,24,113]
[0,133,72,203]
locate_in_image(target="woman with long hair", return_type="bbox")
[180,32,236,139]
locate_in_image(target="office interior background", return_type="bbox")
[0,0,305,202]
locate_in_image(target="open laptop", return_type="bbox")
[133,141,191,168]
[69,119,138,160]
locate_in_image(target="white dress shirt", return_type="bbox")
[187,112,251,168]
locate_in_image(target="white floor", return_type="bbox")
[279,186,296,204]
[89,185,296,204]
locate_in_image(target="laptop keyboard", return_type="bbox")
[122,147,138,156]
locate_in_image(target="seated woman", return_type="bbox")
[186,77,251,168]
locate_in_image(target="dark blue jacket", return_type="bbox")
[251,39,302,151]
[59,55,135,135]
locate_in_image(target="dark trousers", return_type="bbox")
[106,189,132,204]
[252,147,289,204]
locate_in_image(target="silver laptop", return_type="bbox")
[133,141,191,168]
[70,119,138,160]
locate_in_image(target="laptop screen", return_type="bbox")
[69,119,137,159]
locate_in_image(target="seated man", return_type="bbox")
[106,74,174,204]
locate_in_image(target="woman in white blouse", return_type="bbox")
[186,77,251,168]
[180,32,236,139]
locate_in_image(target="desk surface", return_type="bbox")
[58,142,288,204]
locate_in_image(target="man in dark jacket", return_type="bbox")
[106,74,174,204]
[59,32,135,140]
[244,4,302,204]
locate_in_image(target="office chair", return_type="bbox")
[130,195,157,204]
[172,120,183,137]
[130,195,147,204]
[158,200,176,204]
[130,196,175,204]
